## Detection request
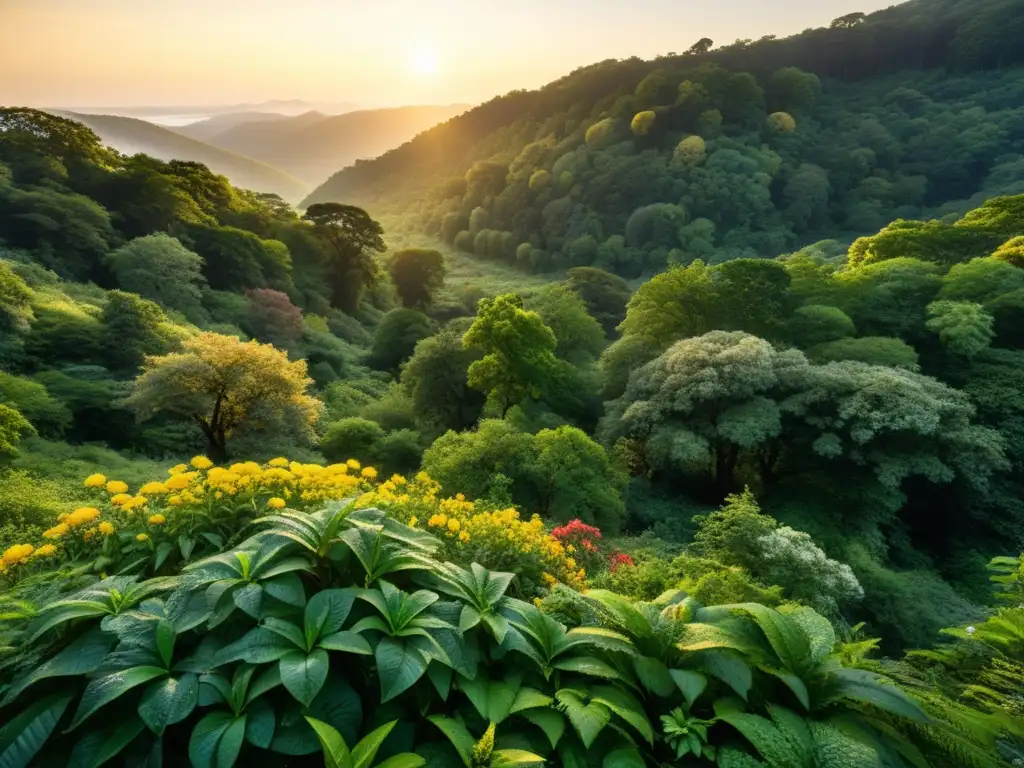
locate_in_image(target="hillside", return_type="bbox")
[172,110,298,142]
[198,104,471,186]
[304,0,1024,276]
[54,111,310,202]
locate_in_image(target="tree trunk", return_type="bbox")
[207,435,229,465]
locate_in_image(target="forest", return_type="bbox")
[2,0,1024,765]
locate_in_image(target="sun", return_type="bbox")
[409,47,439,77]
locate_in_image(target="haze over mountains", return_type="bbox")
[48,103,472,201]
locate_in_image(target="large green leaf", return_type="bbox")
[602,748,645,768]
[280,649,330,707]
[352,720,397,768]
[138,674,199,734]
[262,617,307,651]
[319,631,372,655]
[0,629,115,706]
[552,656,620,680]
[244,697,276,749]
[81,718,147,768]
[215,626,294,665]
[555,689,611,748]
[189,712,245,768]
[262,571,307,607]
[376,637,428,703]
[69,666,169,730]
[0,693,73,768]
[693,649,752,700]
[155,619,175,669]
[27,601,111,642]
[375,755,427,768]
[832,668,928,722]
[491,748,545,767]
[714,701,804,767]
[426,716,473,767]
[522,710,565,749]
[305,716,352,768]
[305,588,358,647]
[669,669,708,707]
[589,685,653,745]
[729,605,810,673]
[632,656,675,697]
[217,714,247,768]
[458,676,516,724]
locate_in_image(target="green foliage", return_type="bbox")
[388,248,445,309]
[100,290,171,372]
[0,373,70,437]
[366,309,433,373]
[785,305,856,348]
[303,203,386,313]
[0,404,35,456]
[321,418,386,464]
[926,300,994,357]
[104,234,207,318]
[564,267,631,337]
[806,336,920,370]
[401,325,484,434]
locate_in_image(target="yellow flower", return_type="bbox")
[1,544,33,565]
[408,516,419,527]
[267,497,286,509]
[98,521,115,535]
[190,455,213,470]
[168,495,183,506]
[66,507,101,526]
[168,463,187,476]
[84,473,107,488]
[447,518,461,533]
[166,474,191,490]
[139,481,168,495]
[428,514,448,528]
[346,459,361,470]
[110,493,133,506]
[136,533,149,542]
[458,531,470,542]
[148,514,166,525]
[566,544,576,553]
[31,544,57,558]
[361,466,378,479]
[43,523,69,539]
[105,480,129,494]
[268,457,289,468]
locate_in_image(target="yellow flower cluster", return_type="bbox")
[355,474,585,588]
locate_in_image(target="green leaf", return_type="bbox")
[280,649,330,707]
[669,669,708,707]
[155,619,175,668]
[729,604,810,673]
[85,718,146,768]
[510,687,553,714]
[426,716,474,768]
[555,689,611,748]
[482,613,509,644]
[602,748,645,768]
[352,720,397,768]
[552,656,620,680]
[376,637,428,703]
[832,668,928,722]
[715,702,802,766]
[459,676,516,724]
[765,669,810,711]
[374,756,426,768]
[491,748,546,768]
[262,571,307,608]
[589,685,653,745]
[694,649,752,700]
[0,629,115,706]
[305,716,352,768]
[459,605,481,633]
[263,617,308,651]
[138,674,199,734]
[0,693,73,768]
[154,542,174,572]
[522,709,565,749]
[232,583,264,618]
[243,696,276,749]
[27,601,110,642]
[305,589,357,647]
[318,631,372,655]
[188,713,235,768]
[69,666,169,730]
[633,656,675,697]
[245,665,283,706]
[215,626,295,665]
[217,715,247,768]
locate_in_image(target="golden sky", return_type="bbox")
[0,0,895,109]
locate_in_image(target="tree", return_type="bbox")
[0,372,71,437]
[244,288,304,348]
[926,300,994,357]
[687,38,714,55]
[786,305,856,348]
[630,111,657,137]
[992,236,1024,268]
[565,267,631,337]
[807,336,920,370]
[388,248,446,309]
[618,261,716,346]
[533,426,627,532]
[101,290,170,372]
[0,261,32,334]
[830,12,866,29]
[401,326,484,434]
[463,294,563,416]
[526,285,605,363]
[302,203,385,312]
[366,309,433,373]
[0,403,34,456]
[104,234,206,316]
[320,417,385,463]
[713,258,792,339]
[124,332,320,462]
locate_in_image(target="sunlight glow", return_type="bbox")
[409,47,439,77]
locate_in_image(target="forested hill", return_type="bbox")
[56,111,310,203]
[304,0,1024,276]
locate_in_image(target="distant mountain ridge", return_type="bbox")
[189,104,472,186]
[53,111,310,202]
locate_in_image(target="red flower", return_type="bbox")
[609,552,635,573]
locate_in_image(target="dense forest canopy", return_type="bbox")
[3,0,1024,765]
[305,0,1024,277]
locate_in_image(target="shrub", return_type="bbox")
[320,417,385,463]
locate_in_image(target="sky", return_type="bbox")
[0,0,897,110]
